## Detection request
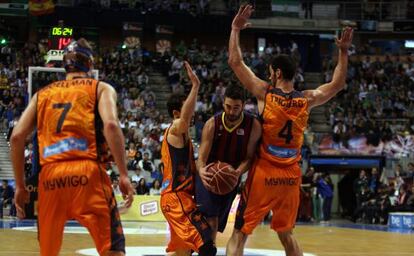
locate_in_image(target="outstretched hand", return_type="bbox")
[14,187,29,219]
[335,27,354,51]
[232,4,254,31]
[184,61,200,87]
[119,175,134,208]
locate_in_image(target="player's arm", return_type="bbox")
[228,5,267,102]
[170,61,200,135]
[97,82,134,208]
[197,117,215,186]
[234,118,262,175]
[303,27,353,110]
[10,94,37,219]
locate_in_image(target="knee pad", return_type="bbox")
[198,241,217,256]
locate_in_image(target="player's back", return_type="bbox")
[161,127,196,195]
[260,87,309,166]
[37,78,105,166]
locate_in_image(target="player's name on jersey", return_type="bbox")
[51,79,94,88]
[270,95,305,108]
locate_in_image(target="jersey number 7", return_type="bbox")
[53,103,72,133]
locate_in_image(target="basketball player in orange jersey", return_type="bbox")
[10,38,134,256]
[226,5,353,256]
[196,84,261,242]
[161,61,217,256]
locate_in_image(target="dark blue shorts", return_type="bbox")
[195,174,238,232]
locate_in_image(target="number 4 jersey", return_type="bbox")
[36,78,108,166]
[260,87,309,166]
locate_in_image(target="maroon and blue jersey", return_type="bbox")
[207,111,255,168]
[196,111,256,232]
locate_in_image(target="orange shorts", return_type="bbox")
[161,191,213,253]
[38,160,124,256]
[235,158,301,234]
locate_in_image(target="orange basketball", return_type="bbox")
[206,161,239,195]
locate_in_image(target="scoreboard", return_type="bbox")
[46,26,74,64]
[48,26,73,50]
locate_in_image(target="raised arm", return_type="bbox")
[304,27,353,109]
[234,118,262,175]
[228,4,267,102]
[172,61,201,133]
[98,82,134,207]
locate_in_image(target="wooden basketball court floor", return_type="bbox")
[0,219,413,255]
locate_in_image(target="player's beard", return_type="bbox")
[225,113,241,122]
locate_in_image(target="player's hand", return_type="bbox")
[232,4,254,31]
[233,166,243,178]
[119,175,134,208]
[184,61,200,88]
[199,163,215,189]
[14,186,29,220]
[335,27,353,51]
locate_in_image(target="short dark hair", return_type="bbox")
[224,84,246,102]
[77,38,93,51]
[167,93,187,118]
[63,38,94,73]
[271,54,296,81]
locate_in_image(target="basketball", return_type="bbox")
[206,161,239,195]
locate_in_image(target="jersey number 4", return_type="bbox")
[53,103,72,133]
[278,120,293,144]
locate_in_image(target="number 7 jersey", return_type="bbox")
[36,78,107,166]
[259,87,309,166]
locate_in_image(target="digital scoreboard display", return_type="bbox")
[48,26,73,50]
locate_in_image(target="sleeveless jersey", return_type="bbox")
[161,127,196,195]
[36,78,107,166]
[260,87,309,166]
[208,111,254,168]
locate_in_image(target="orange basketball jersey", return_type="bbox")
[259,87,309,166]
[161,127,196,195]
[37,78,107,166]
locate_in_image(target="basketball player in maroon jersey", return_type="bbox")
[196,84,262,242]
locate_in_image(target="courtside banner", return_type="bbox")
[115,195,240,222]
[227,194,240,223]
[116,195,165,221]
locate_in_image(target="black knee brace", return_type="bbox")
[198,241,217,256]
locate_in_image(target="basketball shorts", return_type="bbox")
[195,174,238,232]
[161,191,213,253]
[235,158,301,234]
[38,160,125,256]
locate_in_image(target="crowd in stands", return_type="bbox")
[0,180,15,218]
[323,54,414,155]
[154,38,305,142]
[298,166,414,224]
[1,33,414,222]
[75,0,211,15]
